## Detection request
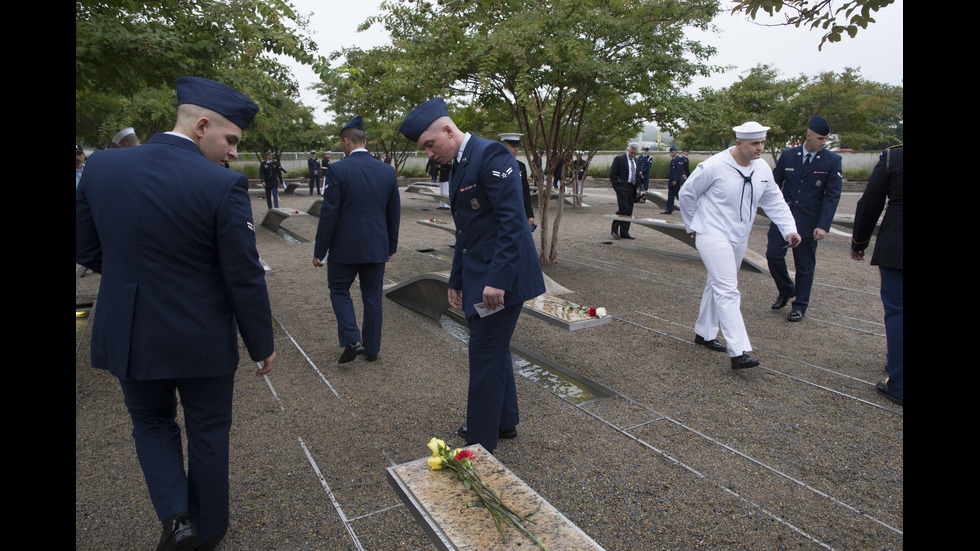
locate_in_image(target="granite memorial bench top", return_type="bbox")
[387,444,604,551]
[261,207,310,231]
[601,215,770,274]
[384,272,606,330]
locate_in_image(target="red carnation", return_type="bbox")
[588,307,597,317]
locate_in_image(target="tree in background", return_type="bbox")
[331,0,721,264]
[671,65,902,158]
[76,0,322,150]
[730,0,897,49]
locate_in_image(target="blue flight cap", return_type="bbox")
[342,115,364,131]
[669,146,678,151]
[399,98,449,142]
[808,115,831,136]
[176,76,259,130]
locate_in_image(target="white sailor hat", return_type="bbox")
[732,121,769,139]
[112,127,136,145]
[498,132,523,143]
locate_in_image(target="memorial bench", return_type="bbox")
[601,215,769,274]
[529,188,589,208]
[387,444,605,551]
[384,272,606,331]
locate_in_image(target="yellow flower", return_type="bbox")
[427,437,447,457]
[427,456,445,470]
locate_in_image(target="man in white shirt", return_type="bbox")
[679,122,801,369]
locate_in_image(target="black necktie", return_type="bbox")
[804,153,812,168]
[732,167,755,221]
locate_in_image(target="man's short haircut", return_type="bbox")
[341,127,366,145]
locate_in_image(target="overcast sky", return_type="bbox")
[285,0,903,124]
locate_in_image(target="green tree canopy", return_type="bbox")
[672,65,902,157]
[76,0,323,150]
[327,0,721,263]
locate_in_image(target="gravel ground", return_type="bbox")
[76,178,902,550]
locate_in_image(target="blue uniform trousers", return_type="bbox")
[465,303,523,451]
[664,182,680,213]
[880,266,903,400]
[118,371,235,543]
[766,224,818,313]
[328,261,386,355]
[264,183,279,209]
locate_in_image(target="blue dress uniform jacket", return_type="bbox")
[448,136,545,318]
[314,151,400,263]
[75,133,275,380]
[772,145,843,236]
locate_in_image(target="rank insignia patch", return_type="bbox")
[491,167,513,179]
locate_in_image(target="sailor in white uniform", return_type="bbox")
[679,121,801,369]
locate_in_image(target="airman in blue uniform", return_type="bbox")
[308,150,321,195]
[637,146,653,201]
[313,116,401,363]
[766,115,843,321]
[400,98,545,452]
[76,76,274,550]
[664,145,687,214]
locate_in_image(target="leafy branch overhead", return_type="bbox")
[729,0,896,49]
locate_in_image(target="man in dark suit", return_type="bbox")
[400,98,545,452]
[313,115,401,364]
[609,143,640,239]
[76,76,276,551]
[851,145,903,406]
[766,116,843,321]
[308,150,321,195]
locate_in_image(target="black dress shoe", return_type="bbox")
[623,233,636,239]
[695,334,727,352]
[365,353,378,362]
[660,210,673,214]
[610,232,621,240]
[731,353,760,369]
[771,293,795,310]
[457,426,518,440]
[876,380,903,406]
[338,342,365,364]
[787,309,804,322]
[157,513,197,551]
[195,529,226,551]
